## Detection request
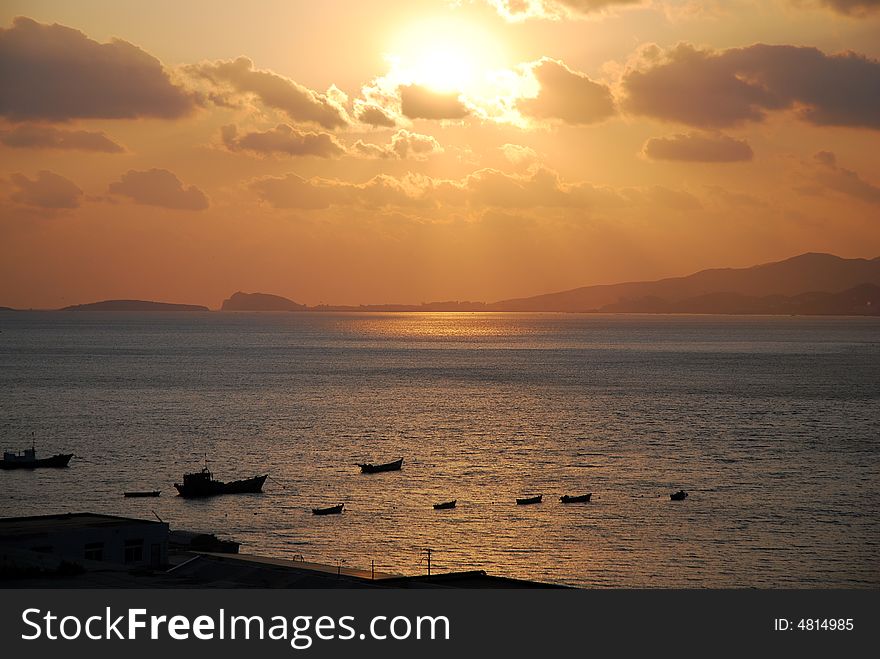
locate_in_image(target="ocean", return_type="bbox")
[1,311,878,587]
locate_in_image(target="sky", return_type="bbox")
[1,0,879,308]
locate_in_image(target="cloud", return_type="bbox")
[811,150,880,203]
[354,102,397,127]
[189,57,348,129]
[487,0,642,21]
[108,169,209,210]
[221,124,344,158]
[817,0,880,15]
[398,85,469,120]
[0,124,124,152]
[0,17,196,121]
[9,170,82,208]
[353,130,443,160]
[518,58,615,124]
[249,166,700,213]
[500,144,539,167]
[250,172,430,210]
[621,42,880,129]
[642,132,753,162]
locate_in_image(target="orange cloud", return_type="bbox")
[500,144,538,167]
[518,58,615,125]
[622,43,880,129]
[817,0,880,15]
[642,132,753,162]
[249,166,701,213]
[9,170,82,208]
[399,85,469,120]
[0,124,124,152]
[487,0,641,21]
[0,17,196,121]
[189,57,349,129]
[810,151,880,204]
[221,124,344,158]
[353,129,443,160]
[354,102,397,128]
[108,169,209,210]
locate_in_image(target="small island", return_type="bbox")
[61,300,210,312]
[220,292,307,311]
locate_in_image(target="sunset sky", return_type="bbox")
[1,0,879,308]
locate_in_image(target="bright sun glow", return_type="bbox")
[387,17,506,95]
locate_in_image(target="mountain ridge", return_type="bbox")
[488,253,880,312]
[3,252,878,315]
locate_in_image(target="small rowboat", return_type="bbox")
[358,458,403,474]
[433,500,456,510]
[123,491,160,498]
[516,494,543,505]
[670,490,688,501]
[312,503,344,515]
[560,493,591,503]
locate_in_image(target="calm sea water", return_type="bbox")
[1,311,878,588]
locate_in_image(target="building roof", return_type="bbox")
[0,512,166,537]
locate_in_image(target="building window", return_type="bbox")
[83,542,104,561]
[124,539,143,564]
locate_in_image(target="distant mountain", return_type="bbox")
[599,283,879,316]
[312,301,489,312]
[218,253,880,315]
[62,300,209,312]
[0,306,15,311]
[221,292,307,311]
[490,253,880,312]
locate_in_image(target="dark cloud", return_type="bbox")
[9,170,82,208]
[108,169,209,210]
[353,130,442,160]
[642,132,753,162]
[189,57,348,129]
[355,103,397,127]
[0,124,124,152]
[221,124,344,158]
[399,85,469,120]
[622,43,880,130]
[812,150,880,203]
[0,17,197,121]
[818,0,880,15]
[518,58,615,125]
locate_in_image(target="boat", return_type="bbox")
[174,466,267,498]
[433,499,456,510]
[516,494,543,505]
[312,503,344,515]
[358,457,403,474]
[0,446,73,470]
[670,490,688,501]
[123,491,160,498]
[560,493,592,503]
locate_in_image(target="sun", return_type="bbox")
[409,47,477,93]
[387,17,506,95]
